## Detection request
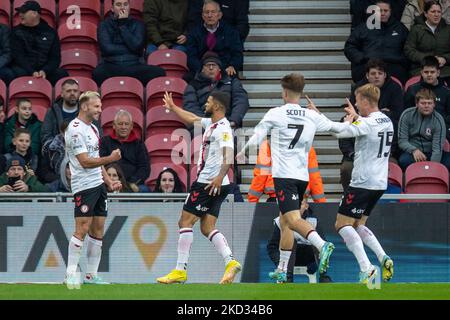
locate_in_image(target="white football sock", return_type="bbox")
[338,226,372,272]
[67,236,83,274]
[208,230,234,266]
[277,249,292,272]
[176,228,193,270]
[86,234,102,276]
[306,230,326,251]
[356,225,386,264]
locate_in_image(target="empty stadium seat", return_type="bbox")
[404,75,421,92]
[145,132,190,166]
[145,106,186,137]
[388,161,403,189]
[100,77,144,111]
[100,105,144,139]
[144,162,188,192]
[0,1,10,25]
[147,49,188,78]
[7,104,47,122]
[8,77,52,111]
[58,21,98,54]
[390,76,403,91]
[404,161,449,202]
[13,0,56,27]
[58,0,101,26]
[60,49,98,78]
[146,77,187,110]
[104,0,144,20]
[54,76,98,99]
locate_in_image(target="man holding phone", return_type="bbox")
[0,155,49,192]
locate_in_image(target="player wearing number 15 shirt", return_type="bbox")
[237,73,353,282]
[333,83,394,285]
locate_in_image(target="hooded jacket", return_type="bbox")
[183,71,249,127]
[404,15,450,77]
[398,106,446,162]
[99,131,150,184]
[345,16,409,66]
[10,19,61,74]
[4,113,41,155]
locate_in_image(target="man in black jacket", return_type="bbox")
[183,52,249,130]
[93,0,165,86]
[100,109,150,192]
[0,23,14,85]
[345,0,409,84]
[10,1,68,85]
[404,56,450,140]
[187,0,250,42]
[350,0,407,30]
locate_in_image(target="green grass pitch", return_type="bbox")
[1,283,449,300]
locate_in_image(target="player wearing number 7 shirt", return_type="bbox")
[326,84,394,284]
[237,73,354,283]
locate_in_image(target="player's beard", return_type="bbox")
[204,111,212,117]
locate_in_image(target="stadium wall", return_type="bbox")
[0,202,448,283]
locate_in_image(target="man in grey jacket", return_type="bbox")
[398,88,450,170]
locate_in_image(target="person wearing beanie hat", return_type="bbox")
[183,51,249,129]
[0,154,49,192]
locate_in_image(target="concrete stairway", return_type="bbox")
[240,0,352,200]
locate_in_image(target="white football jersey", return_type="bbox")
[335,111,394,190]
[65,118,103,194]
[250,103,349,181]
[196,117,234,185]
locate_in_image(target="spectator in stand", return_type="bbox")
[183,52,249,130]
[93,0,166,86]
[402,0,450,30]
[143,0,189,55]
[45,158,71,192]
[404,56,450,139]
[398,88,450,170]
[41,79,102,146]
[345,0,410,84]
[351,0,407,30]
[186,0,243,80]
[248,139,326,203]
[0,97,5,154]
[0,128,38,176]
[0,155,49,192]
[105,163,133,193]
[349,59,404,158]
[404,1,450,82]
[187,0,250,43]
[153,167,185,193]
[10,1,68,85]
[100,109,150,192]
[0,23,14,85]
[4,98,41,155]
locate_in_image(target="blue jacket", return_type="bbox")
[98,16,146,65]
[186,22,243,73]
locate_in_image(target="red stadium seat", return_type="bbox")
[13,0,56,27]
[404,161,449,202]
[388,161,403,189]
[8,77,52,111]
[58,0,101,26]
[100,105,144,139]
[444,139,450,152]
[54,76,98,100]
[0,1,10,25]
[145,132,190,166]
[147,49,188,78]
[7,104,47,122]
[100,76,144,111]
[145,106,186,137]
[146,76,187,110]
[145,162,188,192]
[390,76,403,91]
[0,79,6,104]
[60,49,98,78]
[58,21,98,55]
[104,0,144,20]
[404,75,421,92]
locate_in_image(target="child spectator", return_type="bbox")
[0,128,38,175]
